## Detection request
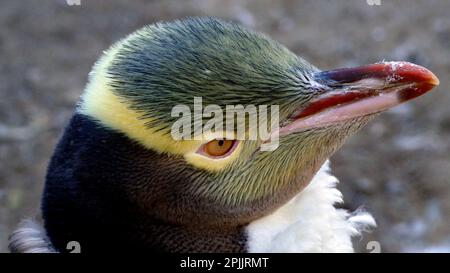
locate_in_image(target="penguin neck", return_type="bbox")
[245,161,376,252]
[42,114,375,252]
[42,113,248,252]
[124,162,376,253]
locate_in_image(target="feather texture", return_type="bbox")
[8,219,56,253]
[246,160,376,252]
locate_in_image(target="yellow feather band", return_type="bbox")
[78,44,242,172]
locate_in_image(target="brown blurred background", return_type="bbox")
[1,0,449,252]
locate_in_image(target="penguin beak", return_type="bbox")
[279,62,439,135]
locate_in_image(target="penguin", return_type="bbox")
[9,17,439,253]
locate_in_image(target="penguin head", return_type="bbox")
[75,17,438,229]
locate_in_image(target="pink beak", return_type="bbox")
[279,62,439,135]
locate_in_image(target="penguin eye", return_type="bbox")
[202,139,236,158]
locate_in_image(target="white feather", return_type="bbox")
[246,160,376,253]
[8,219,56,253]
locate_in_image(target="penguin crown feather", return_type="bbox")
[85,17,317,131]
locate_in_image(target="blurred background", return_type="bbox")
[0,0,449,252]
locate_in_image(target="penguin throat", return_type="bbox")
[246,161,376,252]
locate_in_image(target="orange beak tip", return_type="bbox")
[429,72,440,86]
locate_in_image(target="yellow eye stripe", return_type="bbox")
[78,44,242,172]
